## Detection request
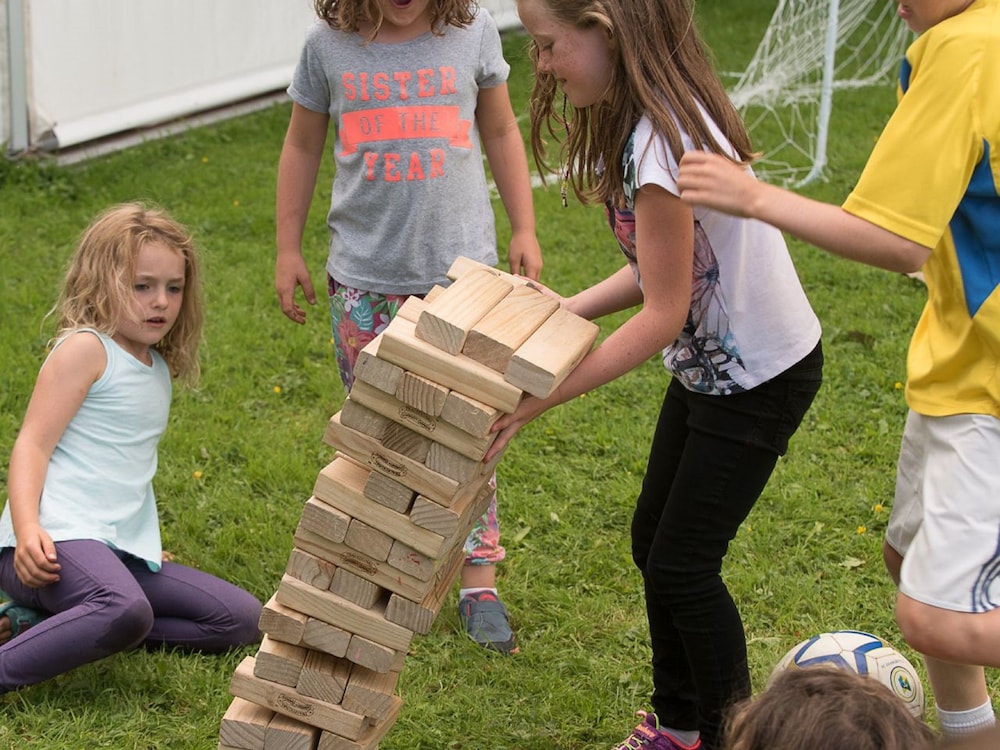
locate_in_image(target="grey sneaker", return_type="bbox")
[457,590,518,654]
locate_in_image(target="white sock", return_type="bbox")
[937,700,996,737]
[459,587,497,599]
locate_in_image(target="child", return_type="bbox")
[485,0,823,746]
[724,666,936,750]
[0,203,262,694]
[677,0,1000,740]
[273,0,542,654]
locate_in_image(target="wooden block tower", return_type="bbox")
[217,258,599,750]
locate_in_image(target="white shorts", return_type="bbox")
[886,410,1000,613]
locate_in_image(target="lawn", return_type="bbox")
[0,3,976,749]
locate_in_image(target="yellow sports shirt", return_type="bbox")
[843,0,1000,418]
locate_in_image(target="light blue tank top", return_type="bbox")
[0,330,169,570]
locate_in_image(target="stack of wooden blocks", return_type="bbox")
[217,257,599,750]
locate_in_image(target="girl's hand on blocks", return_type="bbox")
[484,394,550,463]
[13,525,61,588]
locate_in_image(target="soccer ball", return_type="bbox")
[771,629,925,719]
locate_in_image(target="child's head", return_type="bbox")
[725,666,936,750]
[897,1,975,34]
[314,0,475,39]
[55,203,203,383]
[516,0,752,207]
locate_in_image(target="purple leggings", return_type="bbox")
[0,539,261,693]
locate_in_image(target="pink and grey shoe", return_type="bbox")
[613,712,702,750]
[457,590,519,654]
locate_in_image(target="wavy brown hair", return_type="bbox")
[525,0,755,207]
[725,666,935,750]
[51,203,204,385]
[315,0,477,40]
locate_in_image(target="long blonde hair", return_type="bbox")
[525,0,755,207]
[314,0,477,39]
[52,203,204,385]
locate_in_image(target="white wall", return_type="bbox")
[1,0,521,157]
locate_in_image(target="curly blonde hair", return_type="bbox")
[314,0,477,40]
[52,203,204,385]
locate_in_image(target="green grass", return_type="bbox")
[0,4,982,748]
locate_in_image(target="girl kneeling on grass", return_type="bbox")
[0,203,262,693]
[484,0,823,747]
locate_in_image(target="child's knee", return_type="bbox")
[97,596,154,651]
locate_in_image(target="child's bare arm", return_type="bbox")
[8,334,104,587]
[477,84,543,281]
[275,103,330,323]
[677,151,931,273]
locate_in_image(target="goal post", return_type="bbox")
[728,0,913,186]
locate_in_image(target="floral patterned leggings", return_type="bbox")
[329,276,503,566]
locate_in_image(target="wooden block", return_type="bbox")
[301,617,352,658]
[425,442,481,483]
[220,696,273,750]
[294,527,441,602]
[285,548,336,591]
[297,496,351,545]
[275,575,414,653]
[264,712,320,750]
[414,267,513,354]
[463,284,560,371]
[385,543,465,634]
[505,307,599,398]
[344,518,393,562]
[353,337,403,394]
[386,540,434,581]
[362,470,414,514]
[317,696,402,750]
[229,657,366,740]
[377,311,523,413]
[254,635,308,687]
[395,370,448,416]
[439,390,502,438]
[409,495,461,537]
[323,412,460,506]
[350,380,495,461]
[346,633,402,674]
[339,398,391,440]
[296,650,352,705]
[313,456,447,559]
[379,421,432,462]
[329,567,382,610]
[445,256,535,287]
[259,594,308,646]
[341,666,399,721]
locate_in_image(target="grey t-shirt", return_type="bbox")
[289,11,509,295]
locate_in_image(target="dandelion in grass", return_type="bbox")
[273,385,281,394]
[193,470,203,480]
[857,525,867,535]
[873,503,884,514]
[894,381,903,390]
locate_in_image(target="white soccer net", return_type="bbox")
[728,0,913,186]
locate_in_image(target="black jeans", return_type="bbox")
[631,341,823,750]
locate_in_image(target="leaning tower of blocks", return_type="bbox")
[217,257,600,750]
